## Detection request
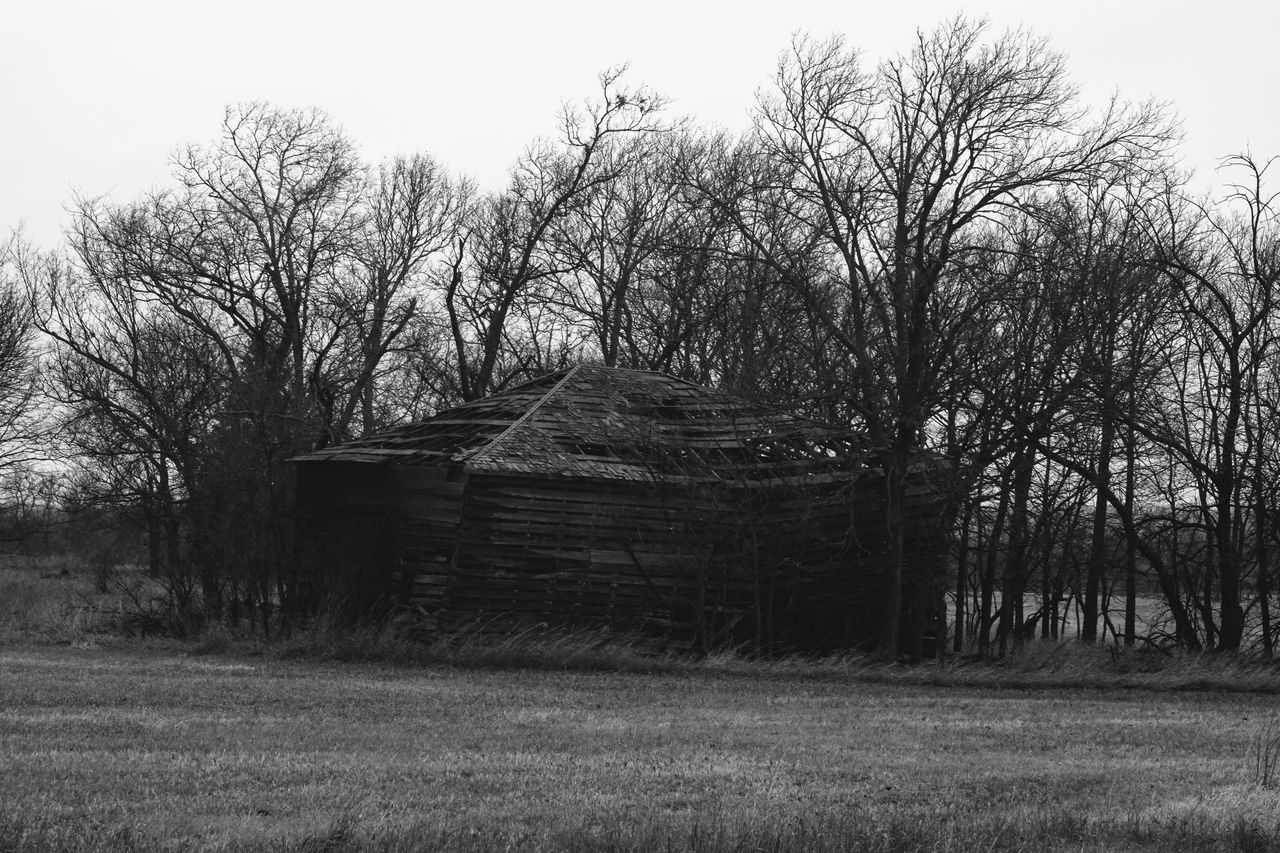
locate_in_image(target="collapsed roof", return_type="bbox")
[293,364,867,481]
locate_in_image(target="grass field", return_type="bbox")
[4,643,1280,852]
[5,558,1280,851]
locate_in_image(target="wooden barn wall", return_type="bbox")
[294,460,945,650]
[293,461,465,616]
[427,473,691,637]
[411,469,945,651]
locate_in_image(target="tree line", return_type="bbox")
[2,17,1277,656]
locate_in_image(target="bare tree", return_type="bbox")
[29,245,221,609]
[0,234,46,540]
[43,104,466,625]
[697,18,1171,656]
[1137,154,1280,650]
[546,133,682,367]
[443,67,666,400]
[322,154,470,437]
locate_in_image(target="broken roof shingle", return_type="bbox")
[292,365,867,480]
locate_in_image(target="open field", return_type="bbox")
[0,556,148,644]
[3,645,1280,852]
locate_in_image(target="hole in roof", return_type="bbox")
[572,443,619,459]
[653,396,693,419]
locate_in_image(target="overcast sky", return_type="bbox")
[4,0,1276,248]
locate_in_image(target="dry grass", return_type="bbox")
[1250,716,1280,790]
[0,554,110,643]
[270,615,1280,694]
[3,645,1280,852]
[7,553,1280,691]
[6,558,1280,850]
[0,554,182,644]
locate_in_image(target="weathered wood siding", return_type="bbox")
[295,458,946,650]
[294,461,465,616]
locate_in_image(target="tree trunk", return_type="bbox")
[1202,528,1218,649]
[953,500,974,653]
[880,455,907,659]
[998,448,1034,656]
[1084,411,1116,642]
[979,484,1011,657]
[145,488,161,580]
[1124,425,1137,646]
[1259,505,1273,658]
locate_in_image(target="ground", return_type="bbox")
[3,643,1280,852]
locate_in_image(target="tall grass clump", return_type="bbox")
[1249,716,1280,789]
[904,638,1280,693]
[274,614,687,674]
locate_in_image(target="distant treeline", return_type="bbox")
[0,17,1276,656]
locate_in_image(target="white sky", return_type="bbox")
[3,0,1276,248]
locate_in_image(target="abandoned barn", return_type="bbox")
[291,365,945,652]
